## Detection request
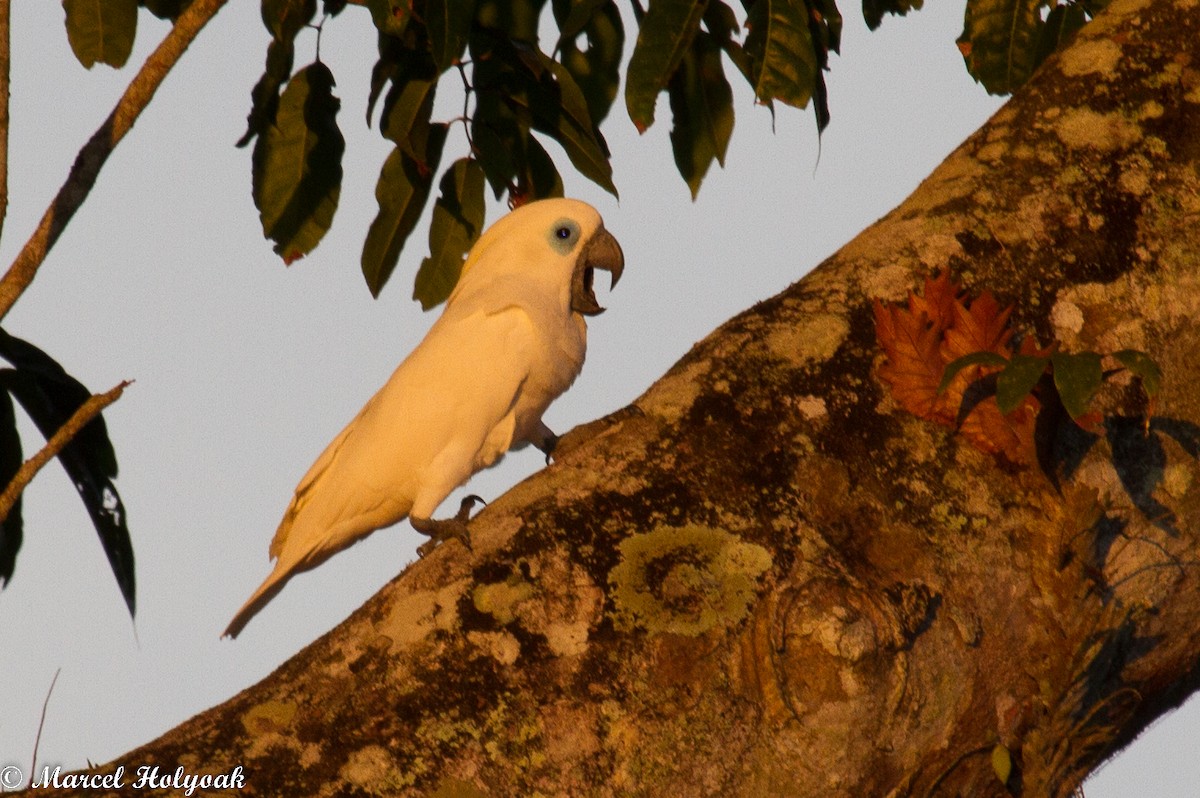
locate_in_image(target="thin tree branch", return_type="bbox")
[0,380,130,523]
[0,0,10,246]
[0,0,229,322]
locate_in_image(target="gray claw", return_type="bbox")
[412,495,487,557]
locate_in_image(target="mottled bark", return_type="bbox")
[26,0,1200,794]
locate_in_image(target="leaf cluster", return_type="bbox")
[957,0,1110,95]
[0,331,134,617]
[231,0,852,305]
[873,273,1160,480]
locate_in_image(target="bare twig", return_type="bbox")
[0,0,10,245]
[0,0,230,322]
[0,380,130,523]
[29,667,61,778]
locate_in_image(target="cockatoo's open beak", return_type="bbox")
[571,227,624,316]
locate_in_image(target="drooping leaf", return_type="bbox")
[1052,351,1104,423]
[0,330,134,617]
[668,30,735,198]
[743,0,819,109]
[238,38,296,147]
[427,0,475,71]
[996,353,1050,413]
[1112,349,1162,397]
[474,0,549,41]
[262,0,318,40]
[805,0,842,131]
[505,47,618,196]
[252,61,345,264]
[957,0,1043,95]
[381,76,439,157]
[367,35,404,127]
[526,134,566,198]
[63,0,138,69]
[414,159,488,309]
[553,0,625,126]
[0,389,23,588]
[366,0,412,36]
[1035,2,1088,71]
[141,0,191,20]
[862,0,922,31]
[362,125,449,297]
[624,0,707,132]
[704,0,753,86]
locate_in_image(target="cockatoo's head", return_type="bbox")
[450,198,624,316]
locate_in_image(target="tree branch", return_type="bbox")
[0,0,229,322]
[0,0,10,246]
[0,380,129,523]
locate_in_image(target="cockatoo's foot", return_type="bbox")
[535,430,560,465]
[412,495,486,557]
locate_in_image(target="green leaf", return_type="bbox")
[252,62,345,264]
[381,76,439,156]
[1112,349,1163,397]
[996,353,1050,413]
[0,389,23,589]
[553,0,625,126]
[427,0,475,71]
[624,0,707,133]
[668,31,735,198]
[505,48,618,196]
[63,0,138,69]
[1034,2,1087,69]
[1051,351,1103,421]
[0,330,134,617]
[743,0,819,109]
[991,744,1012,786]
[362,125,448,297]
[957,0,1043,95]
[862,0,923,31]
[238,38,296,148]
[526,135,565,198]
[704,0,753,85]
[366,0,411,36]
[262,0,317,41]
[414,159,488,309]
[141,0,191,20]
[938,351,1008,395]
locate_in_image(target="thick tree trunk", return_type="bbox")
[25,0,1200,794]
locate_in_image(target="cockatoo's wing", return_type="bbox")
[223,306,539,638]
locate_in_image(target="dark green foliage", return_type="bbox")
[414,159,489,309]
[0,330,134,618]
[862,0,922,31]
[958,0,1105,95]
[63,0,1106,304]
[64,0,138,69]
[251,62,345,264]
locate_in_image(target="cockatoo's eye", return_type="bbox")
[547,218,581,254]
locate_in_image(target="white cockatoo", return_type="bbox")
[224,198,623,638]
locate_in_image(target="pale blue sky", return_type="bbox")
[0,1,1192,794]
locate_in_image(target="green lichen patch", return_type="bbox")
[608,525,772,636]
[473,577,536,625]
[241,699,297,735]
